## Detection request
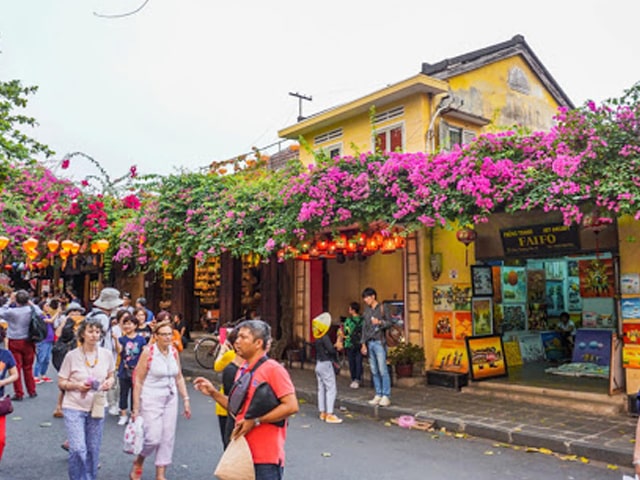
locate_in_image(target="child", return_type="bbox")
[115,310,146,426]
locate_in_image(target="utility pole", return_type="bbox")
[288,92,312,122]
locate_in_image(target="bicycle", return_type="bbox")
[193,334,222,369]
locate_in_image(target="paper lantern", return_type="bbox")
[47,239,59,253]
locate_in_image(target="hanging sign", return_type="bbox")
[500,223,580,257]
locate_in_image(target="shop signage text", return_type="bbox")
[500,223,580,257]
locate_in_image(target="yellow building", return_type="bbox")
[277,35,627,396]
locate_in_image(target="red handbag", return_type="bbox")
[0,395,13,416]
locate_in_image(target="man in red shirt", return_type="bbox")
[194,319,299,480]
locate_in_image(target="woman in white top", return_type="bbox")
[57,317,115,480]
[130,321,191,480]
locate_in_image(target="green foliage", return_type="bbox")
[387,342,425,366]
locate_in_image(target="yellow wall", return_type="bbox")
[447,56,561,132]
[326,250,404,324]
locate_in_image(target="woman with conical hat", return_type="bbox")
[312,312,343,424]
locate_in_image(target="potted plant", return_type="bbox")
[387,342,425,377]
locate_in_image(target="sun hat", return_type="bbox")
[64,302,86,315]
[93,287,123,310]
[312,312,332,339]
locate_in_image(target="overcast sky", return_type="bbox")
[1,0,639,181]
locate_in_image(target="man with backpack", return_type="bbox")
[0,290,44,400]
[344,302,364,389]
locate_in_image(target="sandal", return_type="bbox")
[130,463,143,480]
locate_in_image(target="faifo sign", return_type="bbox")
[500,223,580,257]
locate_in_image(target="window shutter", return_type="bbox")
[390,127,403,152]
[376,132,386,152]
[439,120,451,152]
[462,130,476,146]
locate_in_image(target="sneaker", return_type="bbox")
[379,396,391,407]
[42,376,53,383]
[319,412,327,421]
[349,380,359,389]
[368,395,382,405]
[34,378,42,385]
[324,414,343,424]
[118,415,128,426]
[108,405,119,416]
[11,395,23,401]
[29,392,38,398]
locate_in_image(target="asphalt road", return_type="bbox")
[0,375,631,479]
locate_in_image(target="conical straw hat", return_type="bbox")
[214,435,255,480]
[312,312,332,339]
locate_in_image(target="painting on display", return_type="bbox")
[582,297,616,328]
[433,312,454,339]
[622,322,640,345]
[453,311,472,340]
[526,269,546,303]
[527,303,548,331]
[621,296,640,320]
[493,303,504,335]
[621,274,640,295]
[465,335,508,381]
[471,266,494,297]
[471,298,493,336]
[501,267,527,303]
[545,260,567,280]
[434,340,469,373]
[540,331,566,362]
[545,280,566,316]
[572,329,612,367]
[518,333,545,362]
[567,277,582,312]
[503,340,523,367]
[579,259,615,298]
[452,283,472,311]
[502,304,527,332]
[492,266,502,303]
[623,345,640,369]
[433,285,454,312]
[567,260,579,277]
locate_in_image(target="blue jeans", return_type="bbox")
[63,408,105,480]
[33,340,53,378]
[368,340,391,397]
[255,463,284,480]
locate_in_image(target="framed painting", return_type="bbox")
[465,335,508,381]
[492,266,503,303]
[622,321,640,345]
[545,280,566,316]
[621,296,640,320]
[453,311,472,340]
[452,283,472,311]
[567,277,582,312]
[471,266,493,297]
[434,312,454,339]
[471,298,493,336]
[434,340,469,373]
[501,267,527,303]
[518,333,545,362]
[579,259,614,298]
[433,285,454,312]
[526,269,546,303]
[501,304,527,332]
[540,330,566,362]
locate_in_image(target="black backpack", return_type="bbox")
[28,306,48,343]
[52,318,76,371]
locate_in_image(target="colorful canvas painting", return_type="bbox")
[540,330,566,362]
[501,267,527,303]
[622,296,640,320]
[433,285,454,312]
[465,335,508,380]
[579,259,615,298]
[545,260,566,280]
[493,303,504,335]
[621,274,640,295]
[545,280,566,316]
[492,266,502,303]
[502,304,527,332]
[452,283,472,311]
[582,297,615,328]
[526,269,546,303]
[453,311,472,340]
[622,322,640,345]
[567,277,582,312]
[434,340,469,373]
[518,333,545,362]
[503,340,523,367]
[567,260,579,277]
[471,266,493,297]
[471,298,493,336]
[572,329,612,367]
[527,303,548,331]
[433,312,453,339]
[623,345,640,369]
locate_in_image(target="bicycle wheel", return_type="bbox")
[194,337,221,369]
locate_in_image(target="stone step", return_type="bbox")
[462,381,626,416]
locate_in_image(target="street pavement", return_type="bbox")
[182,337,638,469]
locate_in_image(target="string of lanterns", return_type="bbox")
[278,229,406,262]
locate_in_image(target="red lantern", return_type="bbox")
[316,238,329,252]
[381,237,397,254]
[334,234,347,251]
[456,227,477,266]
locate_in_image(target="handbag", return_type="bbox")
[0,395,13,416]
[90,391,106,419]
[245,382,285,428]
[332,360,341,375]
[123,416,144,455]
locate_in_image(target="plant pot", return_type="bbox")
[395,363,413,378]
